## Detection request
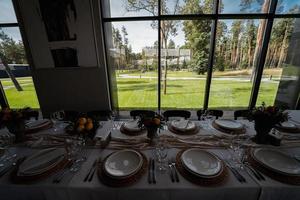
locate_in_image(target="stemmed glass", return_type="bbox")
[202,110,213,129]
[153,139,168,171]
[110,110,117,130]
[50,110,65,133]
[64,137,85,161]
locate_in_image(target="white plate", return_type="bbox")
[276,122,297,130]
[123,120,141,132]
[181,149,222,177]
[171,119,196,132]
[104,150,143,179]
[18,148,65,176]
[214,119,243,130]
[252,148,300,176]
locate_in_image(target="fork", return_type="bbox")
[168,160,175,182]
[171,158,180,182]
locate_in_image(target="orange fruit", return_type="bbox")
[78,117,87,125]
[85,122,93,131]
[87,118,93,123]
[153,117,160,125]
[77,124,85,132]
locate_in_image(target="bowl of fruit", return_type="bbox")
[65,116,99,139]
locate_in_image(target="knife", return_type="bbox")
[148,158,152,184]
[152,159,156,184]
[88,158,100,182]
[84,159,97,182]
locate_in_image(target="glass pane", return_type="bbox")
[257,18,300,107]
[0,0,17,23]
[276,0,300,14]
[105,21,158,109]
[160,20,211,109]
[0,27,40,108]
[209,19,264,108]
[220,0,270,13]
[163,0,213,15]
[102,0,158,18]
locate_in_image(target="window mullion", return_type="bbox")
[203,0,219,109]
[249,0,278,109]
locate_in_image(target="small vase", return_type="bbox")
[6,121,26,143]
[253,120,273,144]
[146,127,158,145]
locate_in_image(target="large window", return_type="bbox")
[0,0,40,108]
[102,0,300,110]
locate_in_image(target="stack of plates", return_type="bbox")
[103,150,143,179]
[17,148,66,178]
[170,119,197,135]
[251,148,300,176]
[180,149,223,178]
[275,122,300,133]
[25,119,53,134]
[212,119,245,134]
[120,120,143,135]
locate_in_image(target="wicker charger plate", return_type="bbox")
[275,126,300,134]
[168,124,200,135]
[175,149,228,186]
[211,120,246,135]
[12,155,70,183]
[247,149,300,185]
[25,120,53,134]
[120,124,147,136]
[97,151,148,187]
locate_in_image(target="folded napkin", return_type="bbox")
[19,148,65,175]
[94,122,111,148]
[172,118,193,132]
[123,119,140,131]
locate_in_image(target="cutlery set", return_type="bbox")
[168,158,179,183]
[83,158,100,182]
[148,158,156,184]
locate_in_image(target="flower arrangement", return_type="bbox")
[0,107,38,142]
[248,102,288,144]
[138,113,164,141]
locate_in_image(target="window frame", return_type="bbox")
[100,0,300,111]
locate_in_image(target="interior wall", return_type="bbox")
[14,0,111,116]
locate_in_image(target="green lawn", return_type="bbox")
[1,73,280,109]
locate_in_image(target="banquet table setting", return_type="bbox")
[0,110,300,200]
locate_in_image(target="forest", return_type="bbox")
[110,0,298,78]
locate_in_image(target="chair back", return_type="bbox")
[234,110,250,120]
[163,110,191,121]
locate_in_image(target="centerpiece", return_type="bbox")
[138,113,164,145]
[248,102,288,144]
[0,107,38,142]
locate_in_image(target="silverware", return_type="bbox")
[84,159,97,182]
[224,160,246,183]
[171,158,180,182]
[152,158,156,184]
[148,158,152,184]
[88,158,100,182]
[245,164,265,181]
[168,160,175,182]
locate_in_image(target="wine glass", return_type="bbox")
[50,110,65,132]
[110,110,118,130]
[153,139,168,171]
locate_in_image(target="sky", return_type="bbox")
[1,0,300,52]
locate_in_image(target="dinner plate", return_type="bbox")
[214,119,243,130]
[104,150,143,179]
[18,148,66,176]
[252,148,300,176]
[122,120,141,132]
[275,122,297,130]
[171,119,196,132]
[181,149,222,177]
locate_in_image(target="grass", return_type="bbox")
[0,70,280,109]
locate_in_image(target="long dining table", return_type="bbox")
[0,110,300,200]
